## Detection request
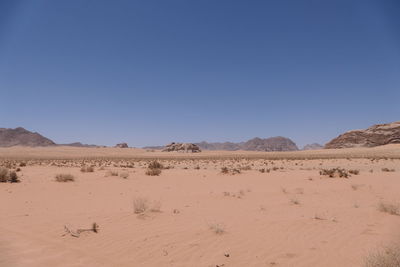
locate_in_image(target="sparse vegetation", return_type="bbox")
[382,168,395,172]
[55,174,75,182]
[145,168,162,176]
[133,197,149,214]
[106,170,119,176]
[145,161,163,176]
[378,202,400,216]
[320,168,350,178]
[209,223,225,234]
[80,166,94,172]
[290,198,300,205]
[349,169,360,175]
[364,242,400,267]
[0,167,20,183]
[119,172,129,179]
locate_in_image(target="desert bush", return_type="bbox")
[145,168,162,176]
[221,167,229,174]
[349,169,360,175]
[290,198,300,205]
[80,166,94,172]
[382,168,395,172]
[19,162,27,167]
[55,174,75,182]
[119,172,129,179]
[145,161,163,176]
[148,161,163,170]
[0,167,20,183]
[364,243,400,267]
[378,202,400,216]
[133,197,149,214]
[320,168,349,178]
[220,167,240,175]
[209,223,225,234]
[8,171,19,183]
[0,167,8,183]
[106,170,119,176]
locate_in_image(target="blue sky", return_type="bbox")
[1,0,399,147]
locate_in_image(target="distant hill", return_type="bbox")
[325,121,400,149]
[58,142,100,148]
[0,127,56,147]
[303,143,323,150]
[0,127,101,148]
[195,136,298,151]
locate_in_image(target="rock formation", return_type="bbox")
[196,136,298,151]
[162,142,201,153]
[115,143,129,148]
[325,121,400,149]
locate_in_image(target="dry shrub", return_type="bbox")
[145,160,163,176]
[0,167,20,183]
[133,197,149,214]
[320,168,349,178]
[119,172,129,179]
[148,161,163,170]
[220,167,241,175]
[382,168,395,172]
[209,223,225,234]
[364,242,400,267]
[378,202,400,216]
[55,174,75,182]
[145,168,162,176]
[290,198,300,205]
[80,166,94,172]
[349,169,360,175]
[106,170,119,177]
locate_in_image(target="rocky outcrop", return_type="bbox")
[115,143,129,148]
[325,121,400,149]
[0,127,56,147]
[162,142,201,153]
[303,143,323,150]
[196,136,298,151]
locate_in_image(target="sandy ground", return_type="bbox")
[1,145,400,266]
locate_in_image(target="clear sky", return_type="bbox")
[1,0,399,148]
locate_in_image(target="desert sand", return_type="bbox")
[1,145,400,267]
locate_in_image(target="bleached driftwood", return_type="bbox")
[63,223,99,238]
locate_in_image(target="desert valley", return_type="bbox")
[1,122,400,267]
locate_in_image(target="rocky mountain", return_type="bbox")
[325,121,400,149]
[0,127,56,147]
[303,143,323,150]
[196,136,298,151]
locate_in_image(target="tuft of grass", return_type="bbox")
[209,223,225,235]
[378,202,400,216]
[364,243,400,267]
[80,166,94,172]
[55,174,75,182]
[133,197,149,214]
